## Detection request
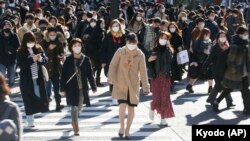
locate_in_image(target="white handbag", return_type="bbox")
[177,50,189,65]
[42,66,49,82]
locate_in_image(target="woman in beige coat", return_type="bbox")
[108,33,150,140]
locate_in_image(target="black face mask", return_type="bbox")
[3,28,11,34]
[40,27,47,31]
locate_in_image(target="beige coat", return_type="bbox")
[108,46,150,105]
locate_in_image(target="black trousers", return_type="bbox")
[216,77,250,111]
[207,78,233,105]
[50,74,61,106]
[92,58,102,78]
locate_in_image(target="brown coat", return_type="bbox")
[108,47,150,105]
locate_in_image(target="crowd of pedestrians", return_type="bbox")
[0,0,250,140]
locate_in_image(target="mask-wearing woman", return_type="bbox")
[148,31,175,126]
[168,22,184,91]
[17,32,49,128]
[108,33,150,139]
[60,38,97,136]
[128,12,144,34]
[187,28,213,94]
[213,27,250,115]
[100,19,126,102]
[202,31,235,112]
[177,12,188,30]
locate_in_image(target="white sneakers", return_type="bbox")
[149,108,168,126]
[112,99,118,105]
[160,118,168,126]
[149,108,154,121]
[26,115,35,127]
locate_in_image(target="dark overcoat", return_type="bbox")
[60,54,97,106]
[17,48,49,115]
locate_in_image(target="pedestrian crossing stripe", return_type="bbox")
[23,124,160,129]
[23,131,168,137]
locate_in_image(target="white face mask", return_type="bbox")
[136,17,142,21]
[169,28,176,33]
[161,8,165,13]
[181,17,187,21]
[127,44,137,51]
[121,25,126,30]
[199,23,205,29]
[72,46,82,54]
[112,27,120,32]
[90,22,96,28]
[49,36,57,41]
[219,37,227,43]
[27,43,35,48]
[159,39,168,46]
[220,23,224,26]
[100,24,105,29]
[242,35,249,40]
[204,36,210,41]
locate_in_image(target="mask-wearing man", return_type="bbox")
[0,20,20,87]
[205,10,219,41]
[40,27,65,112]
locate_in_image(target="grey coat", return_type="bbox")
[0,96,22,141]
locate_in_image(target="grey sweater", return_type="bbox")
[0,96,22,141]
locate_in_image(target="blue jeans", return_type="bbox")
[0,64,16,87]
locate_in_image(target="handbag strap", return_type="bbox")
[66,55,85,84]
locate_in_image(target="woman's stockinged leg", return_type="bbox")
[119,104,127,134]
[126,106,135,136]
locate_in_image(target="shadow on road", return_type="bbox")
[185,105,249,125]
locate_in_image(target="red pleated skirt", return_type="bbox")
[151,74,175,119]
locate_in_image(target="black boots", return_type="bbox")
[208,86,213,94]
[186,84,194,93]
[56,105,64,112]
[96,77,104,87]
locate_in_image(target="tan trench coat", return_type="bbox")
[108,46,150,105]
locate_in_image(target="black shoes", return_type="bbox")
[96,83,104,87]
[208,86,213,94]
[56,105,64,112]
[125,136,131,140]
[211,102,219,112]
[118,132,123,139]
[243,109,250,115]
[96,78,104,87]
[227,103,236,109]
[186,84,194,93]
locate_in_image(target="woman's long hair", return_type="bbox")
[128,12,144,27]
[107,19,125,34]
[168,22,182,36]
[197,28,211,41]
[0,73,10,96]
[18,32,42,53]
[153,31,174,53]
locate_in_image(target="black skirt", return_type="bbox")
[118,90,137,107]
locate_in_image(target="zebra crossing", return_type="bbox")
[10,86,181,141]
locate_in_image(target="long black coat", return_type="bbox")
[202,43,230,81]
[17,48,49,115]
[0,32,20,66]
[170,33,184,81]
[60,54,97,106]
[100,33,126,65]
